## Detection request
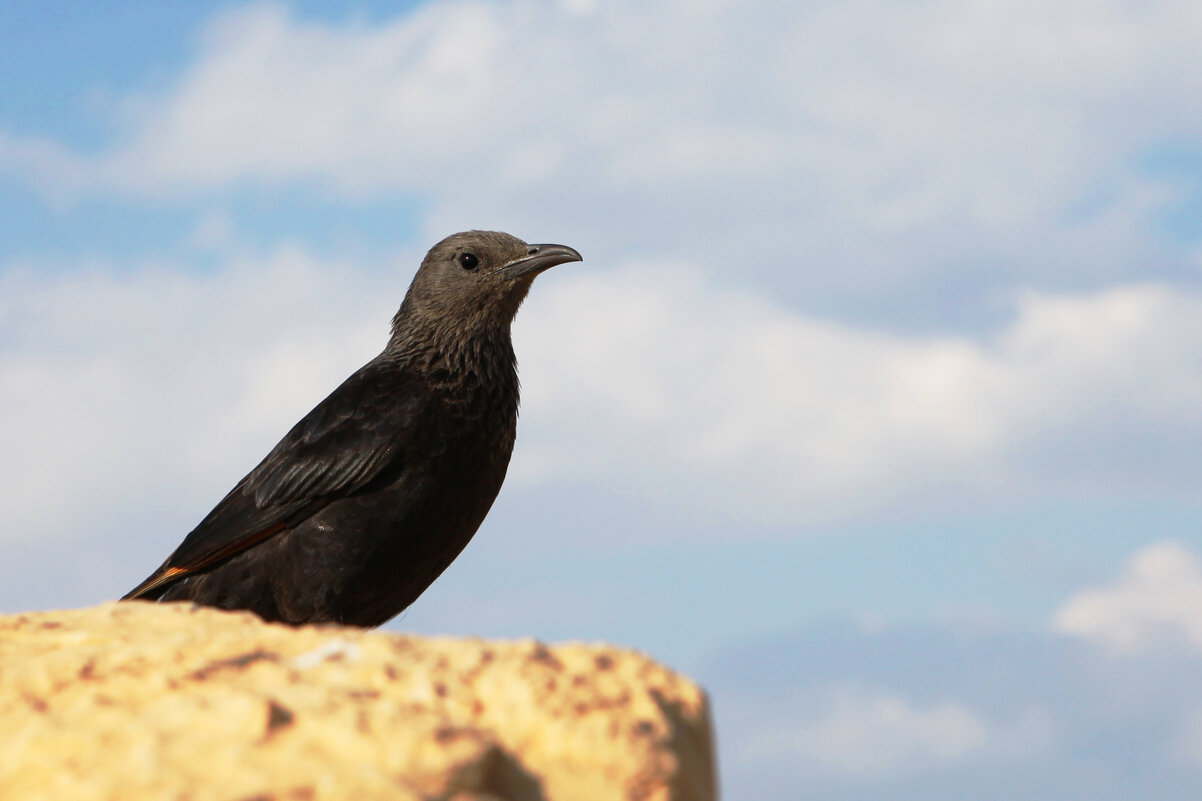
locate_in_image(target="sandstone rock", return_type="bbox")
[0,603,716,801]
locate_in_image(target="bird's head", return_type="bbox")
[393,230,582,338]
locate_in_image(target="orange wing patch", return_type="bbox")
[122,521,288,600]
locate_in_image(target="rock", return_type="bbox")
[0,603,716,801]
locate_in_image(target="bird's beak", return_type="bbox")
[497,244,582,280]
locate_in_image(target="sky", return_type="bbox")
[2,0,1202,797]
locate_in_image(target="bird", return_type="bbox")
[122,230,581,627]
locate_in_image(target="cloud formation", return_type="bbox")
[1054,541,1202,653]
[3,0,1200,318]
[517,268,1202,522]
[740,691,991,774]
[709,611,1202,800]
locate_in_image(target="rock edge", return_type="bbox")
[0,602,716,801]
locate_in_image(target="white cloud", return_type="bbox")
[2,0,1200,292]
[514,267,1202,523]
[740,687,995,769]
[1054,541,1202,653]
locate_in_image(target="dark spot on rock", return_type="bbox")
[78,660,96,680]
[633,720,655,737]
[23,693,47,713]
[39,621,62,629]
[434,682,448,698]
[383,664,399,680]
[529,644,563,670]
[472,700,485,715]
[266,699,295,736]
[190,649,278,680]
[594,654,614,671]
[434,726,464,744]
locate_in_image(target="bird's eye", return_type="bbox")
[458,252,479,271]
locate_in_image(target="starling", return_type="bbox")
[123,231,581,626]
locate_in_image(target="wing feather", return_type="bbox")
[124,357,430,599]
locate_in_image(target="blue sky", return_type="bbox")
[3,1,1202,798]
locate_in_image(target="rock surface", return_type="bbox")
[0,602,716,801]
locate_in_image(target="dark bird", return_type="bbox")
[123,231,581,626]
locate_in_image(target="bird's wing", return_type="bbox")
[123,358,431,599]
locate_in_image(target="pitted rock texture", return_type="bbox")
[0,602,716,801]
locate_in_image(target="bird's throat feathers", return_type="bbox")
[386,295,522,401]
